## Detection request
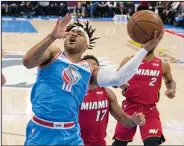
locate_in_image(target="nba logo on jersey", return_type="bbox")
[62,65,81,92]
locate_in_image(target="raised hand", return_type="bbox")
[143,29,164,52]
[50,14,73,39]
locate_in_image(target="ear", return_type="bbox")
[85,44,89,50]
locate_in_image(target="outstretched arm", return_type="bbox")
[23,14,72,69]
[92,30,164,87]
[105,88,145,127]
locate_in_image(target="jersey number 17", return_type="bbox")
[96,109,107,121]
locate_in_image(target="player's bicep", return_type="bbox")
[39,46,60,67]
[39,50,51,65]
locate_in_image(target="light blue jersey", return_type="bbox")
[31,51,92,122]
[25,52,92,145]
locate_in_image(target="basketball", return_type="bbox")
[127,10,163,44]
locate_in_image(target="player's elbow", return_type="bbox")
[22,56,35,69]
[111,72,126,86]
[112,76,123,86]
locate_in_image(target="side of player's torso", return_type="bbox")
[124,57,163,104]
[31,52,92,122]
[79,87,110,142]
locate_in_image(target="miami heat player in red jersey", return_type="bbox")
[79,55,146,146]
[79,87,109,145]
[113,50,176,146]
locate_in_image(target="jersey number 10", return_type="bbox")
[96,109,107,121]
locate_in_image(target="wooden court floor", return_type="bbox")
[2,20,184,145]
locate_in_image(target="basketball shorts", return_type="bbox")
[24,117,84,145]
[114,100,165,144]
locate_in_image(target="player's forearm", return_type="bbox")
[118,114,136,128]
[23,34,55,68]
[165,80,176,91]
[97,48,148,87]
[110,109,135,128]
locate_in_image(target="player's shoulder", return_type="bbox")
[159,56,169,66]
[49,45,61,57]
[159,59,171,73]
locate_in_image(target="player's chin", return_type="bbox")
[66,44,78,54]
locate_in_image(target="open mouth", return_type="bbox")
[69,37,76,44]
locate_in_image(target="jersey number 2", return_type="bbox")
[96,110,107,121]
[149,77,157,86]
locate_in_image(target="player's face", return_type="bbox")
[86,59,99,67]
[64,30,88,54]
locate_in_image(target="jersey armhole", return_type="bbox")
[39,51,62,70]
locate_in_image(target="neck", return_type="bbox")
[144,52,155,61]
[63,51,82,63]
[88,84,98,91]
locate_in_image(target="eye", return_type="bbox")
[77,32,83,36]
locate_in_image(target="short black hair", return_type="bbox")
[81,55,99,66]
[66,20,100,49]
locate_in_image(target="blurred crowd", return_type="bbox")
[1,1,184,27]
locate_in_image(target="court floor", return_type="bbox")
[2,17,184,145]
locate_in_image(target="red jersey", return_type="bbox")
[124,57,163,105]
[79,87,110,145]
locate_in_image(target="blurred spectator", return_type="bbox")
[74,2,86,18]
[127,8,134,19]
[57,2,68,16]
[1,1,8,15]
[116,2,128,15]
[124,1,135,14]
[107,2,117,16]
[48,1,58,16]
[19,2,35,18]
[179,2,184,16]
[89,1,99,17]
[174,2,184,26]
[7,1,21,16]
[82,1,91,17]
[162,2,180,24]
[67,1,77,14]
[137,1,149,11]
[95,1,112,17]
[157,2,172,14]
[38,1,50,16]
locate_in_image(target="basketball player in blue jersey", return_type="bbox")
[23,14,164,145]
